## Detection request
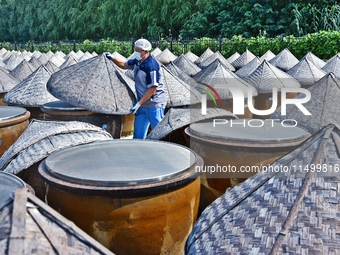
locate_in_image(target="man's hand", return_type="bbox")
[130,102,141,114]
[105,52,114,60]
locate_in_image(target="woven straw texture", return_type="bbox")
[46,54,137,114]
[161,65,202,106]
[166,62,199,87]
[78,52,94,62]
[198,51,235,71]
[243,60,301,93]
[231,49,256,70]
[235,57,262,78]
[322,54,340,78]
[173,54,202,76]
[9,59,35,82]
[286,58,326,87]
[3,65,58,107]
[186,124,340,255]
[151,47,162,57]
[184,51,199,63]
[37,53,49,65]
[64,51,79,61]
[301,52,326,69]
[193,59,258,99]
[226,52,240,64]
[271,72,340,134]
[0,119,113,174]
[28,57,43,70]
[3,53,23,71]
[146,107,237,140]
[48,54,65,67]
[59,55,78,69]
[0,66,19,93]
[155,48,177,64]
[194,48,214,66]
[44,60,60,74]
[269,48,299,72]
[259,50,276,62]
[0,187,114,254]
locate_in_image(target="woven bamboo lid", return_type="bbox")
[198,51,235,71]
[76,49,84,58]
[151,47,162,57]
[56,51,66,58]
[226,52,240,63]
[0,66,19,93]
[269,48,299,72]
[161,65,202,106]
[301,51,326,69]
[37,53,49,65]
[3,65,58,107]
[31,50,42,59]
[271,72,340,134]
[184,50,199,63]
[78,51,94,62]
[0,187,114,254]
[146,107,237,140]
[48,54,65,67]
[235,56,262,78]
[155,48,177,64]
[259,49,276,61]
[230,49,256,70]
[0,119,113,174]
[44,60,60,74]
[185,124,340,255]
[45,50,54,58]
[193,59,258,99]
[59,55,78,69]
[194,48,214,66]
[322,54,340,78]
[9,59,35,82]
[3,53,23,71]
[286,58,326,87]
[166,61,198,87]
[0,49,10,60]
[64,50,79,61]
[28,57,42,70]
[172,54,201,76]
[0,47,7,56]
[47,54,137,114]
[243,59,300,93]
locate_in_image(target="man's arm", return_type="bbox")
[139,86,157,105]
[111,58,127,69]
[105,53,127,69]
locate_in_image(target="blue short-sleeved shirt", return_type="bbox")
[125,55,167,108]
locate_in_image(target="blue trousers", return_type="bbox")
[133,107,165,139]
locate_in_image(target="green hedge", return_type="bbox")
[212,31,340,60]
[1,31,340,60]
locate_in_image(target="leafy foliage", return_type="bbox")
[292,3,340,36]
[0,0,339,42]
[0,0,194,41]
[2,31,339,62]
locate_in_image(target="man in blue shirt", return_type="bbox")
[106,39,167,139]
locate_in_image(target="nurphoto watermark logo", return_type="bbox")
[198,83,223,109]
[200,86,311,117]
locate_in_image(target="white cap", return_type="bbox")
[134,39,152,51]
